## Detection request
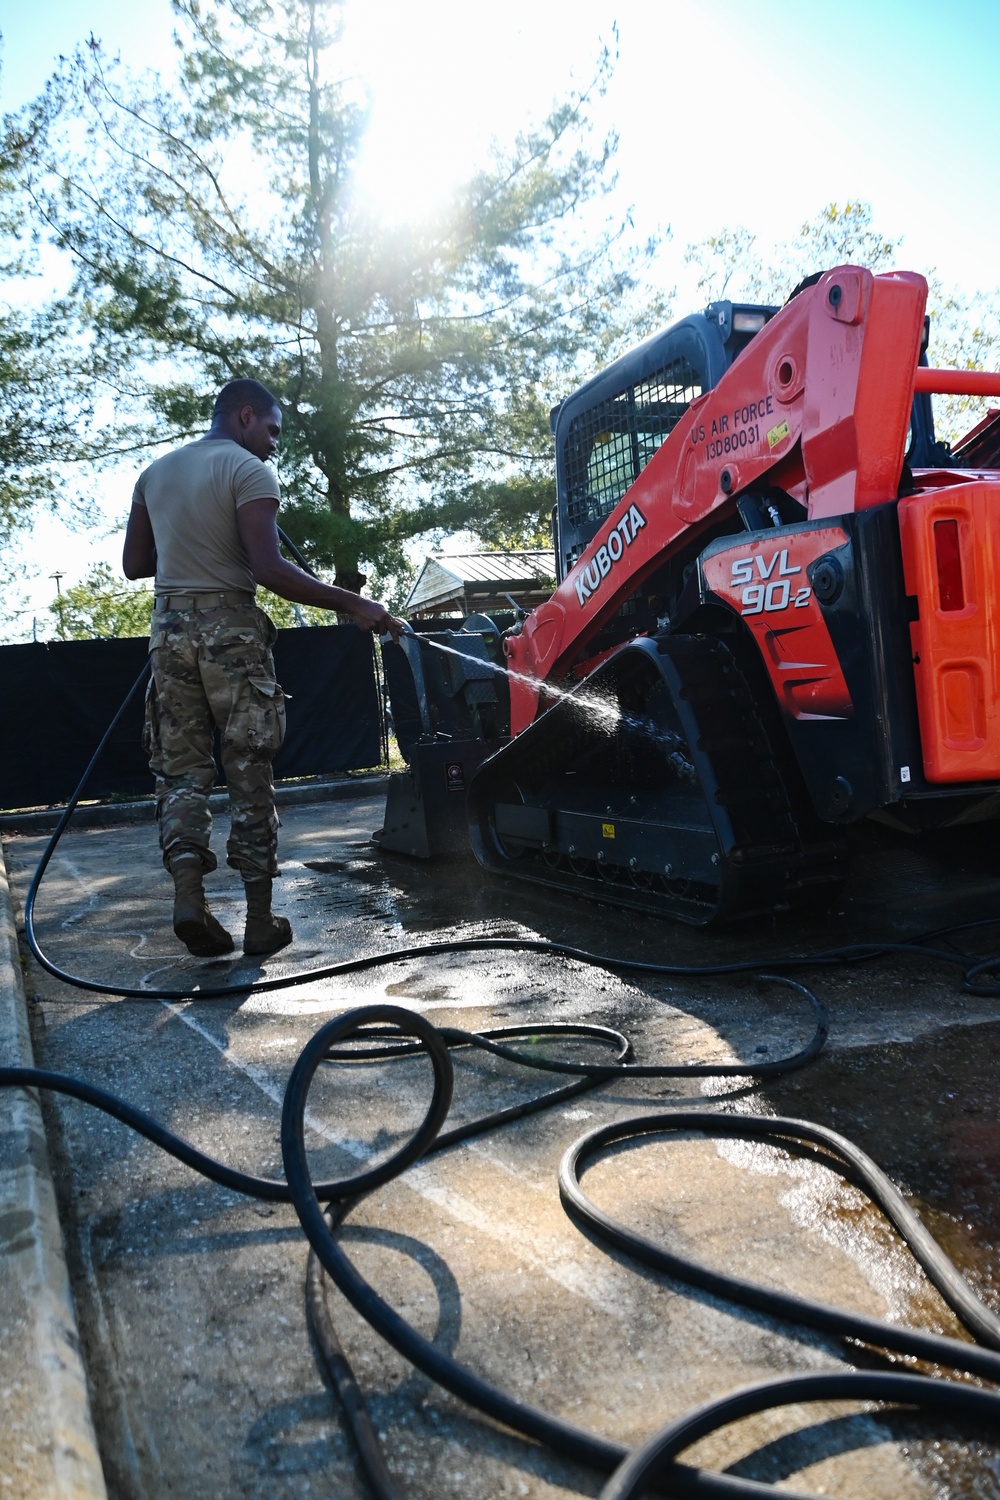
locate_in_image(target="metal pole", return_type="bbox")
[50,573,66,641]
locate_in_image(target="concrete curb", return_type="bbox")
[0,845,108,1497]
[0,773,389,836]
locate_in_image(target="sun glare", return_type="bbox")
[338,0,605,225]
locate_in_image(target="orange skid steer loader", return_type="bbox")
[378,267,1000,923]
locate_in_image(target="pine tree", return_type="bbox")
[16,0,665,593]
[0,105,94,553]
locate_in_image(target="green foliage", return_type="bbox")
[13,0,665,593]
[0,104,95,556]
[255,589,327,629]
[684,200,1000,445]
[51,563,154,639]
[685,201,904,306]
[923,281,1000,445]
[362,552,417,618]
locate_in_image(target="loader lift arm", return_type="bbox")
[505,267,927,735]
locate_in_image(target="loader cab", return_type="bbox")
[550,301,777,582]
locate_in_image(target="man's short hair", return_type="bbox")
[213,378,280,420]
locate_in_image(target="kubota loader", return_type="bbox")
[377,266,1000,923]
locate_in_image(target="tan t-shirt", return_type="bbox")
[132,437,281,594]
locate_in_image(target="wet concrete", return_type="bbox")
[5,796,1000,1497]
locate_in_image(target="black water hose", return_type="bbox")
[275,524,316,575]
[560,1112,1000,1371]
[6,993,1000,1495]
[306,1216,405,1500]
[599,1372,1000,1500]
[10,648,1000,1494]
[275,1009,1000,1498]
[0,985,823,1209]
[0,994,836,1491]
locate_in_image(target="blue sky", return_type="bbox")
[2,0,999,635]
[5,0,999,290]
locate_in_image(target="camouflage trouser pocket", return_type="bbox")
[255,607,278,649]
[245,674,287,755]
[142,675,160,755]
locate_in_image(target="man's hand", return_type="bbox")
[349,597,407,642]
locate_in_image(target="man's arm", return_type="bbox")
[237,497,405,639]
[123,502,157,579]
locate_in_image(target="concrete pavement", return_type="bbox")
[4,792,1000,1496]
[0,845,106,1498]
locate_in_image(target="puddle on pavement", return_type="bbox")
[298,810,1000,967]
[768,1024,1000,1279]
[766,1021,1000,1496]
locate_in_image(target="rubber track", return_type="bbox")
[470,635,845,923]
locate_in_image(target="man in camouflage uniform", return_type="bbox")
[143,600,286,913]
[123,378,404,959]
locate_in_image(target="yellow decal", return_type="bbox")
[602,822,615,839]
[767,420,789,450]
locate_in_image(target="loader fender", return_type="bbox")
[700,525,852,721]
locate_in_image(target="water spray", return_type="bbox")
[402,624,687,753]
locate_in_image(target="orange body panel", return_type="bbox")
[506,267,927,735]
[899,483,1000,781]
[701,528,852,720]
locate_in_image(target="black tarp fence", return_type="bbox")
[0,626,384,810]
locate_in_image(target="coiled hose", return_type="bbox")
[7,1001,1000,1496]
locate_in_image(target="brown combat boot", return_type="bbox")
[171,854,234,958]
[243,876,293,956]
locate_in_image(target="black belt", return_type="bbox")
[154,590,255,611]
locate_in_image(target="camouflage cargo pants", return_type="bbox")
[144,603,286,878]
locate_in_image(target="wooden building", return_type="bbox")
[405,550,556,619]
